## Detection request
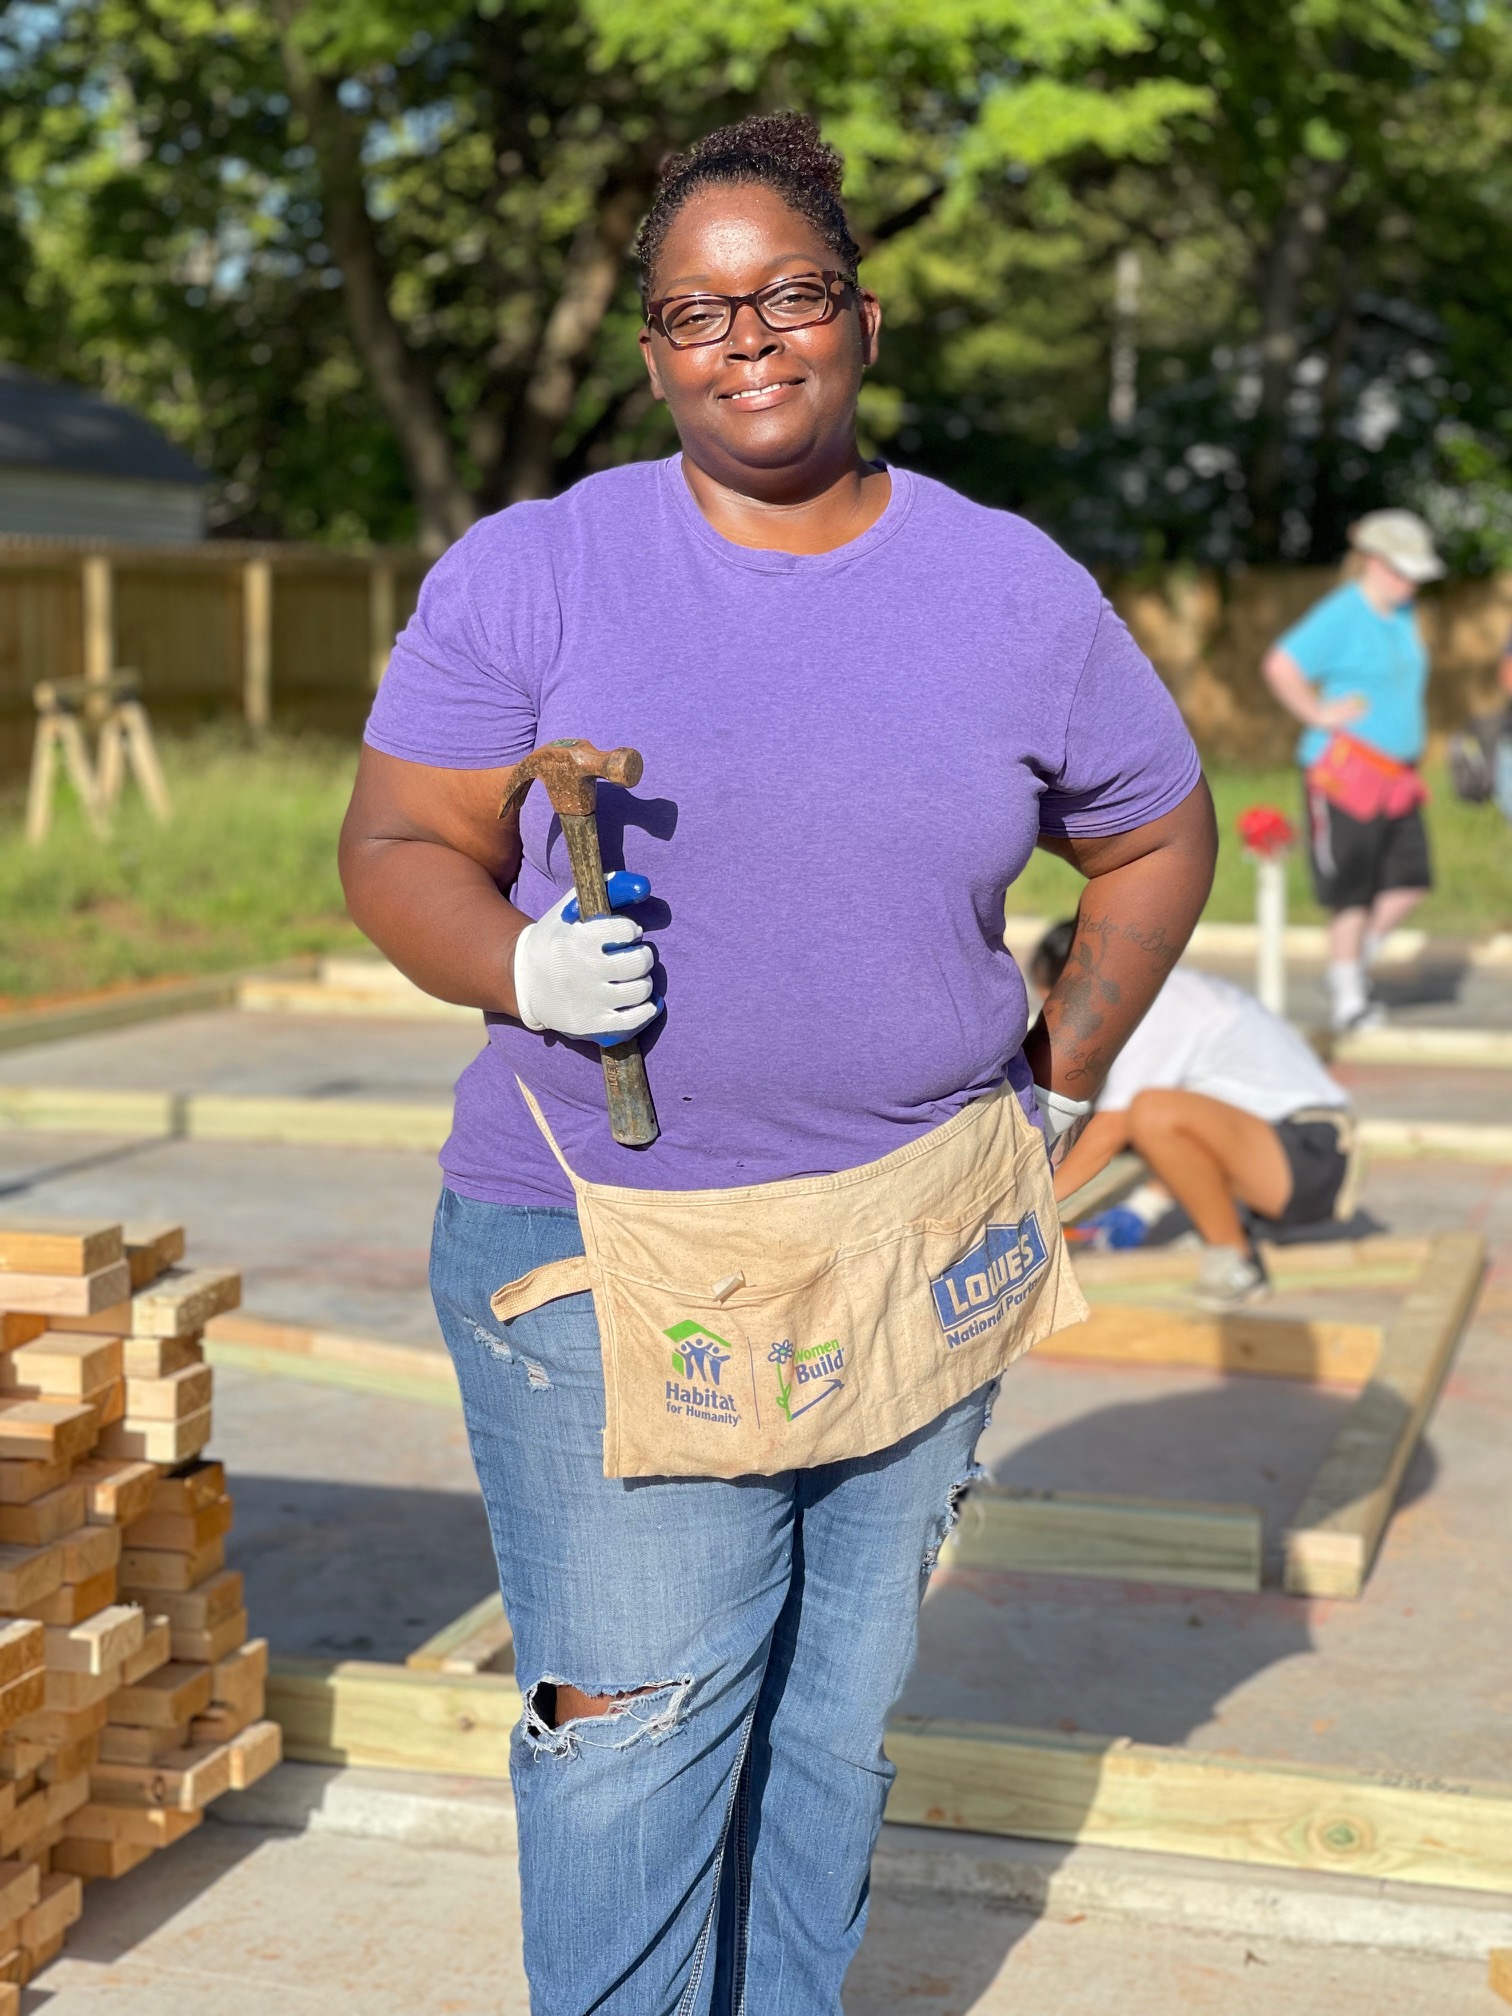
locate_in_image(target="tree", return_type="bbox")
[2,0,1204,546]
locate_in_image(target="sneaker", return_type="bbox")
[1331,1000,1387,1037]
[1192,1246,1270,1311]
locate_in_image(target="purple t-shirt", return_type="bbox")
[366,455,1200,1208]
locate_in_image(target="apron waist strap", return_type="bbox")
[490,1255,591,1322]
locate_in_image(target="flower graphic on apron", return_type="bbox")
[769,1338,844,1422]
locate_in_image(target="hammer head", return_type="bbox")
[498,739,644,821]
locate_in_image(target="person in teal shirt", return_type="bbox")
[1263,510,1444,1034]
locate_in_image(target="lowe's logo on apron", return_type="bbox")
[931,1215,1049,1349]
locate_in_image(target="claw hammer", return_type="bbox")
[499,738,660,1147]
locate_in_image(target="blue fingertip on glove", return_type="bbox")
[563,871,662,1047]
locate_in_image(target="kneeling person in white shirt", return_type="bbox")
[1033,922,1353,1309]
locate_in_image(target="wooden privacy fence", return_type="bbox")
[2,535,1511,780]
[0,539,428,781]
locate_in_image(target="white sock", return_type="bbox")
[1328,960,1367,1023]
[1363,930,1386,971]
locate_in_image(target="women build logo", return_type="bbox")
[931,1214,1049,1349]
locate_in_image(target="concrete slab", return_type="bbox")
[213,1763,1512,1962]
[0,1127,442,1344]
[0,1006,484,1102]
[213,1365,493,1665]
[24,1807,1498,2015]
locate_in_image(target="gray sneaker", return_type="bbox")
[1192,1246,1270,1311]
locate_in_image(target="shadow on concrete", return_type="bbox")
[229,1477,497,1664]
[856,1380,1431,2013]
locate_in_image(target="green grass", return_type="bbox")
[0,728,364,1004]
[2,738,1509,1007]
[1007,761,1512,935]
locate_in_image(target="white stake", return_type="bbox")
[1256,854,1287,1016]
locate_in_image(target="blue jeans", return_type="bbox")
[430,1189,996,2016]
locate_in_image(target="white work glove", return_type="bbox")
[513,881,660,1045]
[1034,1085,1093,1155]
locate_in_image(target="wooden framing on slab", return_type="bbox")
[1283,1229,1485,1598]
[261,1660,1512,1897]
[940,1486,1262,1591]
[405,1593,515,1677]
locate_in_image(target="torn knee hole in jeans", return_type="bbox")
[522,1674,693,1759]
[921,1462,987,1578]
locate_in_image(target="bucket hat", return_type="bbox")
[1348,509,1445,583]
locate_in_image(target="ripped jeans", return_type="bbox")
[430,1189,996,2016]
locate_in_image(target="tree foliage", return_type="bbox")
[3,0,1510,568]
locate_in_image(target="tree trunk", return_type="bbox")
[502,180,651,504]
[1247,158,1346,559]
[274,5,476,552]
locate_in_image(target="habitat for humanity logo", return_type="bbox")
[768,1338,844,1422]
[931,1215,1049,1349]
[664,1321,739,1427]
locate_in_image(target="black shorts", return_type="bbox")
[1304,787,1432,913]
[1259,1116,1350,1230]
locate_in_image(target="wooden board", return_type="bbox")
[1490,1949,1512,2005]
[1070,1236,1429,1292]
[0,1263,130,1317]
[1,1336,121,1400]
[122,1223,185,1292]
[118,1618,171,1686]
[109,1662,214,1730]
[883,1716,1512,1896]
[1036,1305,1382,1384]
[118,1568,241,1632]
[170,1610,247,1666]
[98,1406,211,1466]
[0,1546,62,1612]
[119,1537,223,1591]
[406,1593,516,1677]
[43,1606,142,1678]
[205,1315,457,1408]
[1284,1231,1485,1597]
[1057,1153,1145,1227]
[121,1335,202,1379]
[74,1458,158,1529]
[64,1802,202,1847]
[941,1486,1263,1592]
[0,1625,41,1692]
[0,1483,85,1549]
[0,1460,67,1507]
[0,1223,122,1279]
[123,1494,232,1555]
[99,1720,191,1765]
[0,1675,45,1735]
[226,1718,281,1790]
[91,1740,233,1813]
[22,1566,116,1625]
[52,1833,156,1880]
[148,1461,225,1517]
[123,1365,213,1422]
[58,1524,120,1583]
[269,1659,521,1778]
[0,1402,98,1467]
[122,1268,240,1339]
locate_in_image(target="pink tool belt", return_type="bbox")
[1307,733,1428,822]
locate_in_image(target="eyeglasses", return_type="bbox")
[645,270,858,349]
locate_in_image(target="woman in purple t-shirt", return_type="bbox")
[341,112,1216,2012]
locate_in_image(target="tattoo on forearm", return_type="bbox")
[1042,907,1179,1095]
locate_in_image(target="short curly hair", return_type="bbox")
[636,111,861,298]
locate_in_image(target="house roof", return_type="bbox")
[0,366,208,486]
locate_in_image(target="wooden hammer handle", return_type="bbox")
[559,813,659,1147]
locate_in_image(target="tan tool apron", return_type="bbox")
[490,1078,1089,1481]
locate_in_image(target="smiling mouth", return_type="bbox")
[719,379,804,403]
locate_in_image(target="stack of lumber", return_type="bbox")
[0,1216,280,2007]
